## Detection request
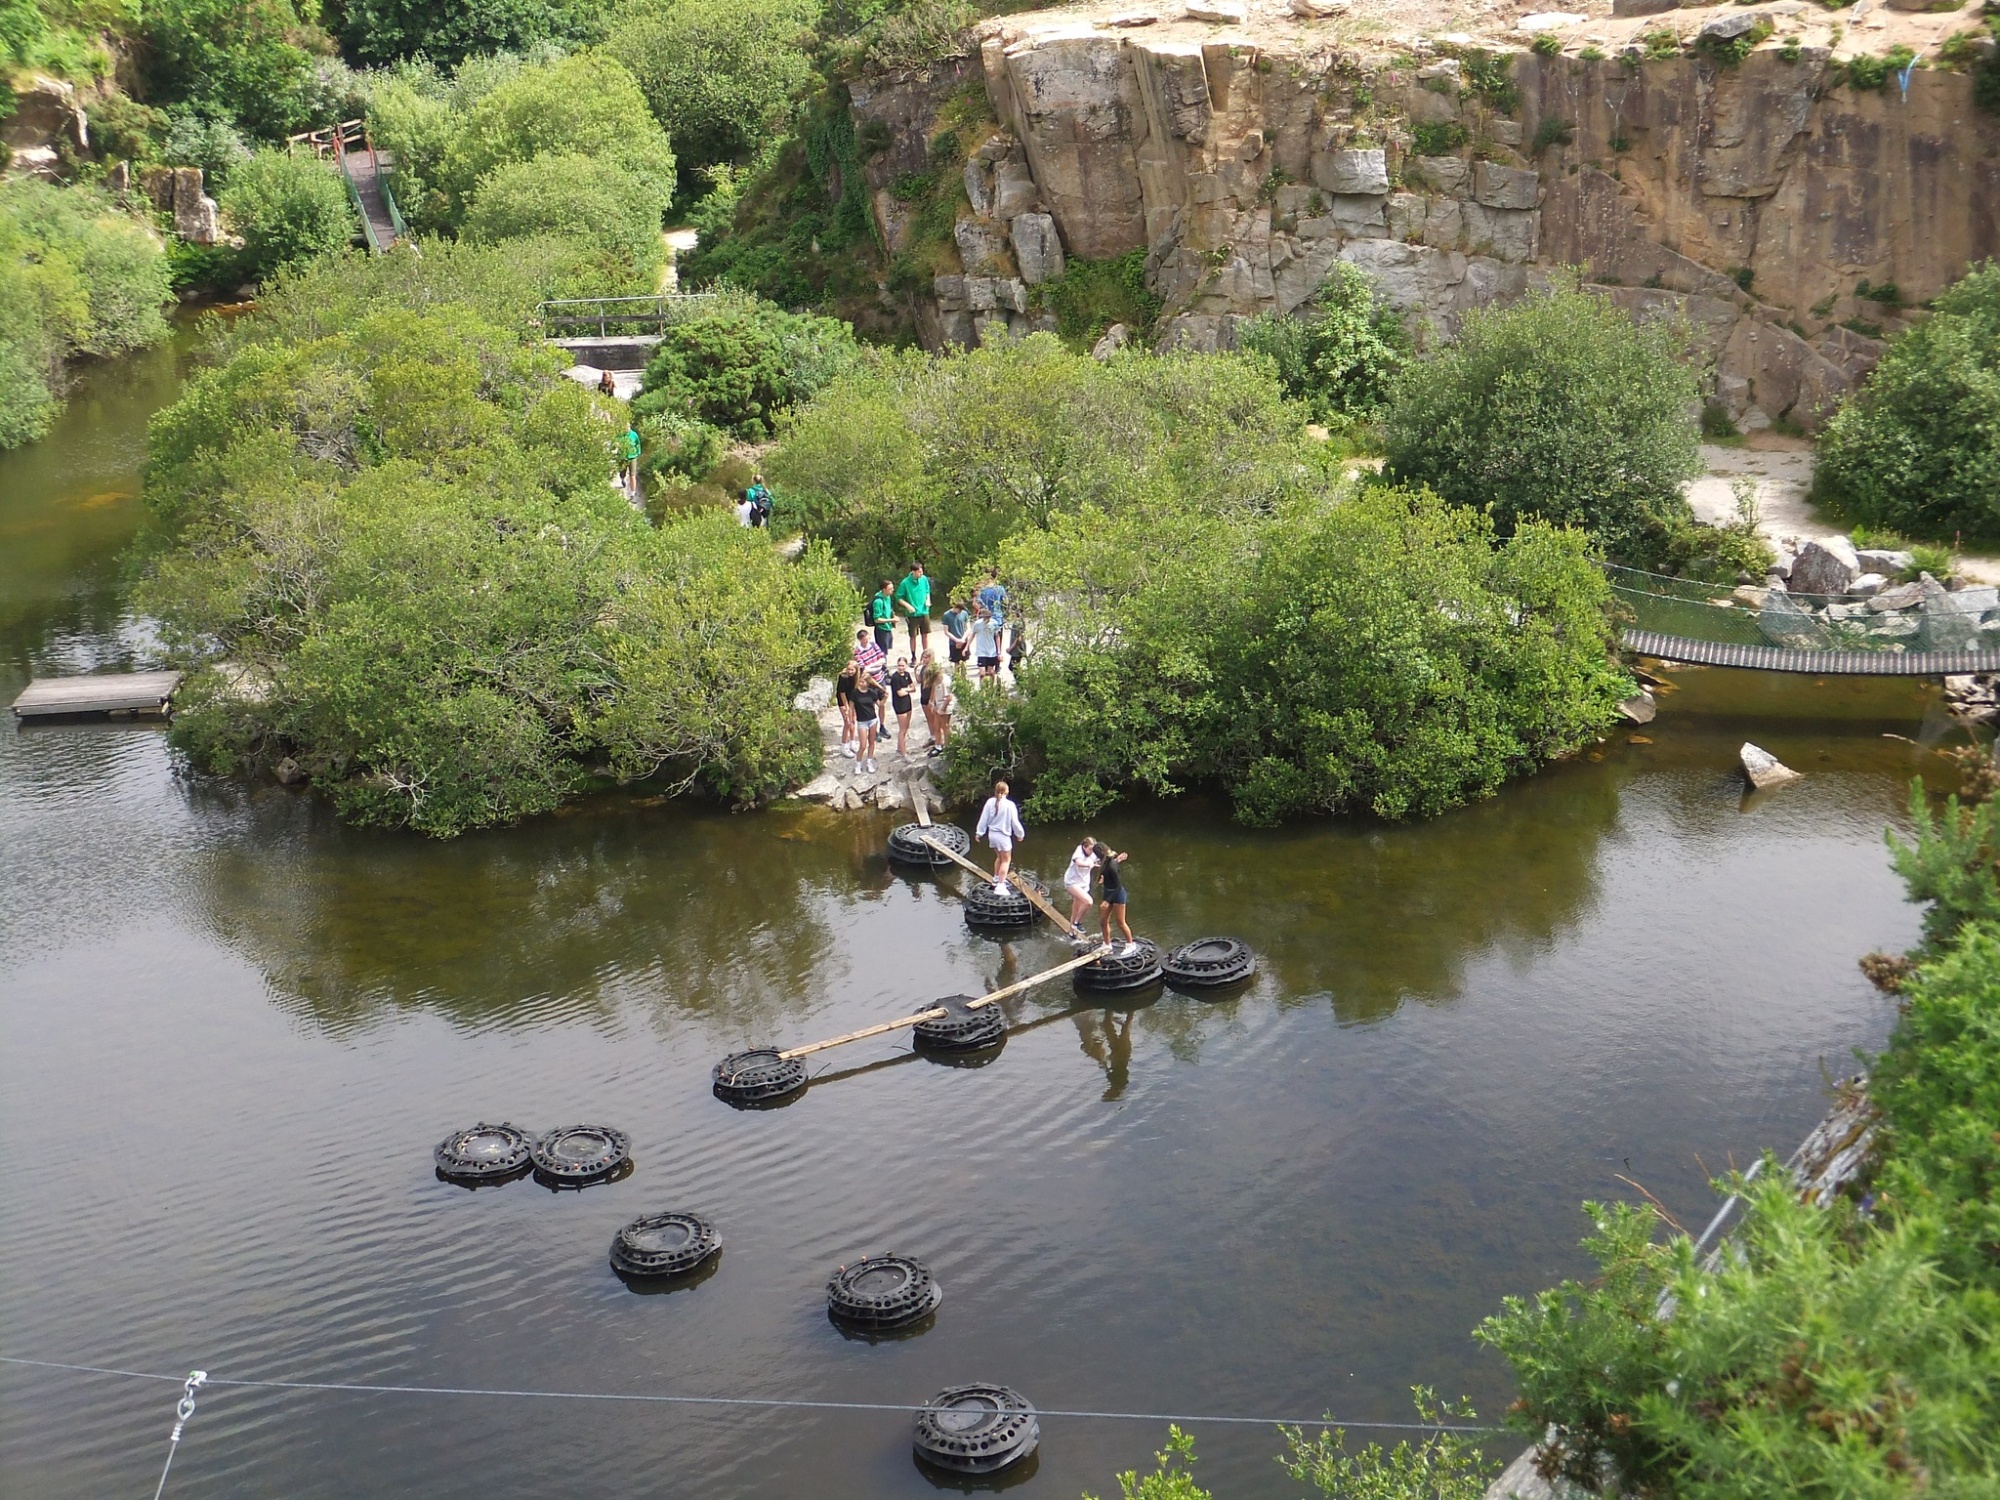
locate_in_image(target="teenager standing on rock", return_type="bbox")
[869,580,897,657]
[970,606,1001,685]
[894,562,932,660]
[975,780,1026,893]
[887,656,916,758]
[942,598,971,669]
[834,660,859,759]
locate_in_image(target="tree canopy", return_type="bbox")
[633,294,859,439]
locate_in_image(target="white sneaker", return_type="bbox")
[841,744,856,757]
[993,882,1008,894]
[1121,942,1138,957]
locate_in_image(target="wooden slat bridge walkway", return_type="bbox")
[290,120,406,253]
[1625,629,2000,676]
[11,671,181,718]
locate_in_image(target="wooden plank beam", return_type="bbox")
[12,671,182,718]
[920,834,1085,939]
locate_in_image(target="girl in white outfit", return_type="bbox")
[974,780,1026,892]
[1063,837,1099,935]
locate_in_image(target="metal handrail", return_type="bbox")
[535,293,723,337]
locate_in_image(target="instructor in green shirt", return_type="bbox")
[869,580,897,656]
[894,562,932,658]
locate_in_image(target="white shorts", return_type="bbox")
[986,833,1014,853]
[1064,879,1090,900]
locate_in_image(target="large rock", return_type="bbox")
[1857,548,1913,576]
[1867,581,1924,612]
[1314,148,1389,195]
[955,216,1014,276]
[963,159,994,215]
[1011,212,1067,284]
[993,161,1039,218]
[1474,162,1540,210]
[1741,742,1803,790]
[1612,0,1678,12]
[1756,587,1823,647]
[1786,536,1860,597]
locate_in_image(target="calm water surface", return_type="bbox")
[0,349,1958,1497]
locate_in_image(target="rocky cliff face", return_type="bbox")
[868,3,1999,431]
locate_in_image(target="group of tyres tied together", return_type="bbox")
[432,1123,1037,1474]
[428,818,1256,1477]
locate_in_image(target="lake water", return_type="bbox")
[0,342,1956,1498]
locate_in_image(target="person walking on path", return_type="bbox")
[942,598,971,669]
[975,781,1026,893]
[887,656,916,758]
[869,580,897,658]
[976,568,1008,657]
[597,369,618,397]
[619,423,643,503]
[1063,837,1101,936]
[746,474,771,527]
[853,627,884,677]
[970,606,1001,686]
[851,669,885,773]
[834,660,859,758]
[894,562,932,659]
[1096,843,1134,954]
[919,653,949,752]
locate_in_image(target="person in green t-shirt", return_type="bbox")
[893,561,932,657]
[869,580,897,656]
[618,425,642,503]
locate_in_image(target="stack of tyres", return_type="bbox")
[913,1384,1040,1475]
[1075,938,1164,993]
[712,1048,809,1108]
[912,995,1005,1052]
[433,1122,534,1184]
[1161,936,1256,989]
[887,822,971,868]
[610,1212,721,1278]
[826,1254,942,1331]
[530,1125,632,1186]
[963,875,1045,931]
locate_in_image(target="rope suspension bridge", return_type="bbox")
[1605,563,2000,676]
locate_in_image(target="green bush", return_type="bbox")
[220,151,358,281]
[0,178,171,449]
[605,0,816,185]
[1812,262,2000,541]
[138,269,853,835]
[462,152,666,278]
[1410,120,1468,155]
[633,296,858,437]
[1236,262,1407,429]
[140,0,331,139]
[1032,248,1162,350]
[160,110,254,186]
[337,0,611,66]
[1382,277,1703,568]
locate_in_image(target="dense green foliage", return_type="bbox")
[1813,263,2000,542]
[460,151,661,265]
[137,247,852,835]
[1033,249,1161,350]
[1382,280,1704,569]
[1237,263,1408,431]
[768,334,1320,597]
[1478,770,2000,1500]
[218,150,357,280]
[335,0,610,67]
[633,294,857,437]
[604,0,816,187]
[0,178,171,449]
[139,0,333,140]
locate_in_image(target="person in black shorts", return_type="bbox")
[1096,844,1134,954]
[834,661,858,759]
[886,657,916,758]
[851,670,884,773]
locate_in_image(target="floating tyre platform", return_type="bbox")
[963,875,1046,931]
[610,1211,721,1278]
[1075,938,1164,993]
[529,1124,631,1186]
[827,1254,942,1330]
[913,994,1005,1053]
[888,821,971,868]
[712,1047,809,1108]
[434,1122,534,1184]
[913,1384,1040,1475]
[1161,936,1255,990]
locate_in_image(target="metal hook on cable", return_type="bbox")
[151,1369,207,1500]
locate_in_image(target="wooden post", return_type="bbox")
[775,947,1109,1060]
[912,785,932,828]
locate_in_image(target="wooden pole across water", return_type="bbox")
[778,947,1110,1060]
[917,834,1087,939]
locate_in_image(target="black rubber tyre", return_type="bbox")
[913,1384,1040,1475]
[963,875,1045,931]
[1161,936,1256,989]
[434,1122,534,1183]
[888,822,972,868]
[913,995,1005,1052]
[529,1124,631,1185]
[712,1048,808,1108]
[1075,938,1164,993]
[826,1254,943,1330]
[611,1212,721,1278]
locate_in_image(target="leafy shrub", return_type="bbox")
[1530,31,1562,56]
[462,152,666,278]
[633,297,857,437]
[140,0,331,139]
[1812,262,2000,541]
[139,278,853,835]
[1085,1427,1211,1500]
[1032,249,1162,350]
[220,151,357,281]
[1531,115,1574,153]
[606,0,816,184]
[160,110,254,186]
[1457,48,1519,111]
[1845,42,1916,89]
[1236,261,1407,429]
[0,178,171,449]
[338,0,611,67]
[637,410,726,485]
[1410,120,1468,155]
[1280,1390,1497,1500]
[1382,277,1703,568]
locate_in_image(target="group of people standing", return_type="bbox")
[833,562,1017,771]
[975,781,1140,955]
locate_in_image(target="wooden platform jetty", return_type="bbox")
[11,671,182,719]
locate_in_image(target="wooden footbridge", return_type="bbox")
[289,120,408,254]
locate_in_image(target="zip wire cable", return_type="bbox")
[0,1354,1497,1434]
[150,1370,206,1500]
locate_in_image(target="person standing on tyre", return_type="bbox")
[1096,844,1134,955]
[975,780,1025,893]
[1063,836,1100,939]
[869,579,897,657]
